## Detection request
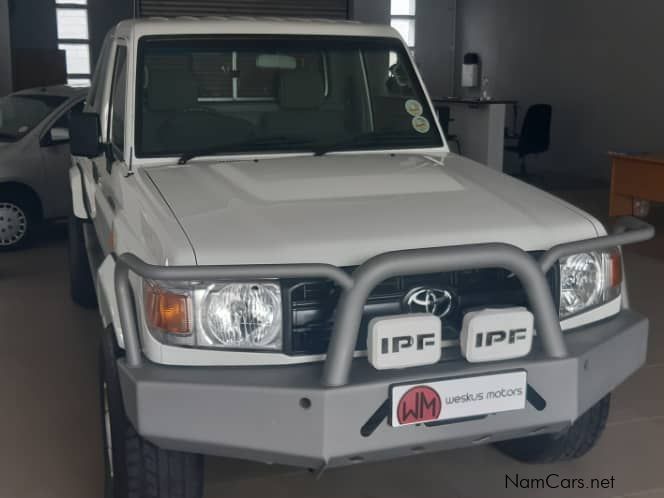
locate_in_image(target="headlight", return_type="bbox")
[201,283,282,349]
[143,280,282,351]
[559,248,622,319]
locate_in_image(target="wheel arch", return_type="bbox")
[0,181,44,221]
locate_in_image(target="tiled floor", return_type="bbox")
[1,190,663,498]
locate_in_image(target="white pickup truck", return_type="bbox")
[68,17,653,498]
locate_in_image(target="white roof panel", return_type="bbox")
[114,17,399,41]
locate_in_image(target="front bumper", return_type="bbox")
[118,309,648,469]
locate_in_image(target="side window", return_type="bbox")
[191,52,233,99]
[53,101,85,130]
[236,52,325,99]
[44,101,85,145]
[142,50,327,102]
[110,46,127,157]
[365,50,416,98]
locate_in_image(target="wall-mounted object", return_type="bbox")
[462,52,480,88]
[12,49,67,91]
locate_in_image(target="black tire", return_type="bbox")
[68,215,97,308]
[99,328,204,498]
[0,193,36,251]
[495,394,611,463]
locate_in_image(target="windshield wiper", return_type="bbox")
[312,131,429,156]
[177,136,315,164]
[176,131,434,163]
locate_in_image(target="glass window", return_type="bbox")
[47,101,84,144]
[391,0,415,16]
[56,8,89,40]
[236,52,324,99]
[110,47,127,153]
[136,36,442,158]
[58,43,91,75]
[67,78,91,87]
[144,50,325,101]
[54,0,91,85]
[236,52,275,99]
[190,52,233,99]
[390,18,415,47]
[51,101,85,131]
[0,94,67,142]
[390,0,416,50]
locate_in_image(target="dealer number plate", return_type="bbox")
[390,371,527,427]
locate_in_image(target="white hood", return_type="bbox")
[146,153,602,266]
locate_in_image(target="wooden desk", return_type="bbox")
[609,152,664,216]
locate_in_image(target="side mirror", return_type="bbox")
[50,127,70,143]
[70,112,101,157]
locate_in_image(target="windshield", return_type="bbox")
[0,94,67,142]
[136,36,442,158]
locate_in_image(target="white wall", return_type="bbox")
[0,0,11,95]
[455,0,664,181]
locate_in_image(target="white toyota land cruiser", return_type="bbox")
[67,17,654,498]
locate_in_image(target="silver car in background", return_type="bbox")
[0,85,86,249]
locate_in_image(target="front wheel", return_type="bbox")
[495,394,610,463]
[99,328,204,498]
[0,195,35,250]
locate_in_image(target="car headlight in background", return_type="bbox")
[143,280,282,350]
[559,247,622,319]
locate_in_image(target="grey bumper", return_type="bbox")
[118,310,648,469]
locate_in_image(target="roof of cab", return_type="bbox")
[13,85,87,99]
[113,16,400,41]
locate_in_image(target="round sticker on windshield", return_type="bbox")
[404,99,423,117]
[412,116,431,134]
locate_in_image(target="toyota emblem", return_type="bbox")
[403,287,455,318]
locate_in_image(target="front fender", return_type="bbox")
[97,255,124,349]
[69,159,96,219]
[69,165,88,219]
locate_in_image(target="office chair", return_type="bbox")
[437,106,462,154]
[505,104,552,176]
